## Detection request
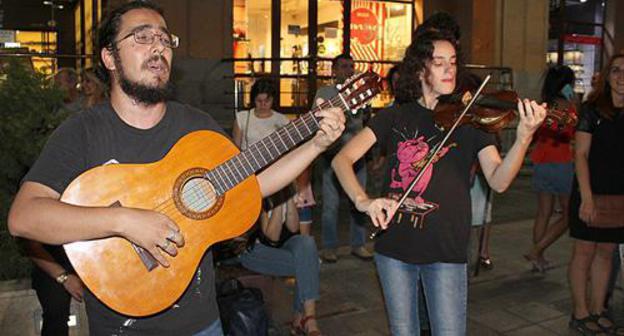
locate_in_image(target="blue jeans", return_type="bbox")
[321,155,367,249]
[240,235,320,312]
[193,319,223,336]
[375,253,467,336]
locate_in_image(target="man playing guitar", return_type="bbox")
[7,1,346,335]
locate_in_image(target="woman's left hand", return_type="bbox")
[516,99,547,142]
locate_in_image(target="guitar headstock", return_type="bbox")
[336,72,383,112]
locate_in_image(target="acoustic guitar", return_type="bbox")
[62,72,382,316]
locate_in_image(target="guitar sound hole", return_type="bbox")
[180,177,217,213]
[173,168,224,220]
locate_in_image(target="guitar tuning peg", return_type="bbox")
[336,84,343,90]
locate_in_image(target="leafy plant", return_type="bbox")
[0,60,68,280]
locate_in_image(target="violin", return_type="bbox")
[433,90,578,133]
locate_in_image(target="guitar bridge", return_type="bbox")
[132,244,158,271]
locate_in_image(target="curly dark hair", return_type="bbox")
[96,0,164,87]
[395,30,458,103]
[541,65,575,104]
[250,77,277,107]
[414,11,461,41]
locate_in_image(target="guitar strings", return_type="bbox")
[146,111,326,224]
[150,98,338,217]
[147,114,325,222]
[149,108,325,215]
[147,93,353,219]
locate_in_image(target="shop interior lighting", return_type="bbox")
[43,1,64,9]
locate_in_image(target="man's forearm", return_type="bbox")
[9,196,123,245]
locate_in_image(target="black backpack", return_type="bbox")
[217,278,269,336]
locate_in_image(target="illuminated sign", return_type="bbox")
[351,8,377,45]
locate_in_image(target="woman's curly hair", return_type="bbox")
[395,30,459,104]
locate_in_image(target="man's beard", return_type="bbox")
[113,51,173,105]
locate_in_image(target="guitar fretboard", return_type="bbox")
[206,93,350,195]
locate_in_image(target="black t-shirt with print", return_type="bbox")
[369,101,497,264]
[24,101,224,335]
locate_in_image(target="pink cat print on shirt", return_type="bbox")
[388,132,455,228]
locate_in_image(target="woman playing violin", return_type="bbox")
[331,30,546,335]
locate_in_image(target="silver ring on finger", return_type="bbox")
[162,240,171,249]
[167,230,176,241]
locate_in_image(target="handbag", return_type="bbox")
[588,195,624,228]
[217,278,269,336]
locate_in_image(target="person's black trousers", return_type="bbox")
[32,268,71,336]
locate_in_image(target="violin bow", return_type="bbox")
[370,74,492,239]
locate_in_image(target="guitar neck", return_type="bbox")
[208,94,349,195]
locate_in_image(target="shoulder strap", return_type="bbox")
[242,109,252,150]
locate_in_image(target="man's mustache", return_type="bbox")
[142,55,170,71]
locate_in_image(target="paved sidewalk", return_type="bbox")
[260,174,624,335]
[266,219,582,335]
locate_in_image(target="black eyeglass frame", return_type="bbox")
[116,28,180,49]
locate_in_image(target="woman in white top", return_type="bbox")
[232,78,290,149]
[232,78,324,334]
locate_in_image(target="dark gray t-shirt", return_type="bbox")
[24,101,223,335]
[315,85,365,157]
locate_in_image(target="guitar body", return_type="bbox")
[58,71,384,317]
[62,130,261,316]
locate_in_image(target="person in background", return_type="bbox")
[470,163,495,272]
[568,54,624,336]
[239,188,322,336]
[23,67,88,336]
[294,166,316,236]
[386,65,400,107]
[53,68,83,112]
[525,65,577,272]
[455,71,498,272]
[80,68,107,108]
[232,77,289,149]
[232,75,321,334]
[24,239,83,336]
[316,53,373,263]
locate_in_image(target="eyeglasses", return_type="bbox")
[117,28,180,49]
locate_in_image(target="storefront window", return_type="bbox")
[350,1,411,107]
[548,0,606,95]
[15,30,57,74]
[317,0,345,78]
[350,1,410,74]
[281,0,309,107]
[74,0,102,70]
[233,0,272,75]
[231,0,416,111]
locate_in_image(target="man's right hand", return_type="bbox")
[117,208,184,267]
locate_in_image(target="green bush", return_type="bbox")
[0,60,68,280]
